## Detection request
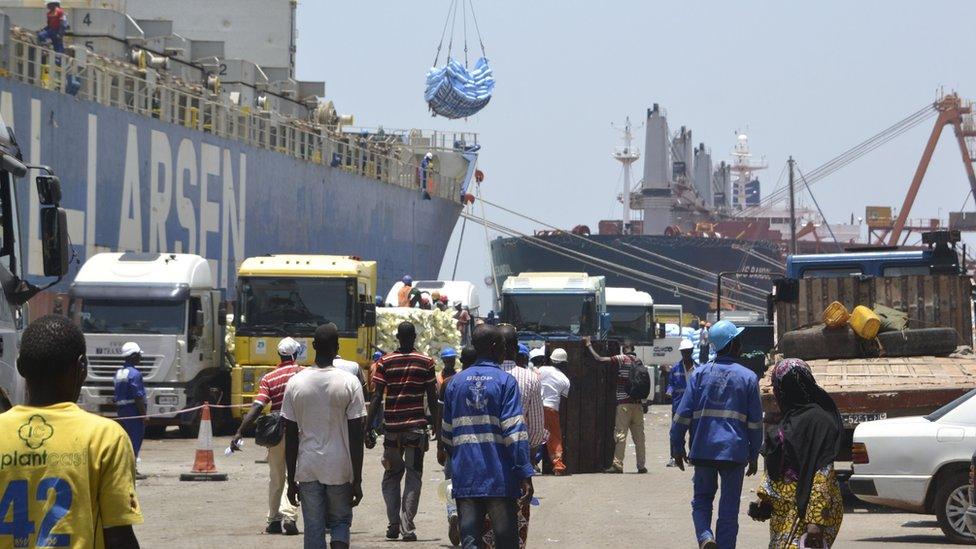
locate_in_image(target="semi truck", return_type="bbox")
[231,255,377,418]
[69,253,227,436]
[0,112,71,406]
[500,272,609,346]
[765,230,976,461]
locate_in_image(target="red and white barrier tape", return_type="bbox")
[113,402,253,421]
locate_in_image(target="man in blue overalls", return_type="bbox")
[670,320,763,549]
[37,1,67,54]
[115,341,147,477]
[666,338,696,467]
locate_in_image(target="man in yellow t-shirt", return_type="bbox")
[0,315,142,549]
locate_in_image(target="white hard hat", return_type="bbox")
[121,342,142,357]
[679,339,694,351]
[550,348,569,364]
[277,337,301,356]
[529,347,545,360]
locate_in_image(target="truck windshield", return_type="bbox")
[502,294,596,336]
[237,277,356,336]
[608,305,652,343]
[75,299,186,335]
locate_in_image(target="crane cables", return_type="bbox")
[736,103,937,218]
[476,195,772,302]
[461,209,766,311]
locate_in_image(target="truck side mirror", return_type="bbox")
[362,302,376,327]
[217,301,228,325]
[41,207,69,278]
[35,175,61,206]
[195,310,205,327]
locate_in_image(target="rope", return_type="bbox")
[432,0,457,67]
[452,210,468,281]
[478,195,772,301]
[462,0,469,68]
[462,210,764,311]
[468,0,487,57]
[796,164,844,252]
[446,0,459,61]
[738,104,937,217]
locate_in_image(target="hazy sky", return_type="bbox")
[296,1,976,307]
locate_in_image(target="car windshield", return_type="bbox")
[925,388,976,422]
[237,277,356,336]
[73,299,186,335]
[501,293,596,336]
[608,305,651,343]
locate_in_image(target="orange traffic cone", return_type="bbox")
[179,404,228,481]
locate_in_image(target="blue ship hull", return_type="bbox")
[0,78,462,296]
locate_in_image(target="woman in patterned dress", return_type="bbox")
[749,358,845,548]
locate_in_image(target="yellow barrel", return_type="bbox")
[823,301,850,329]
[849,305,881,339]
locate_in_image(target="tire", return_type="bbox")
[935,472,974,544]
[144,425,167,439]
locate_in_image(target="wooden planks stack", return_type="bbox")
[775,275,974,346]
[547,340,619,474]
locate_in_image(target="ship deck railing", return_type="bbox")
[0,31,466,203]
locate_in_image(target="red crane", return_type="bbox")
[886,93,976,245]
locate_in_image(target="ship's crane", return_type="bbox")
[885,93,976,245]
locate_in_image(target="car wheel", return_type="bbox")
[935,472,974,544]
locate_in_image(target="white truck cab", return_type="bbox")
[385,280,481,316]
[70,253,226,434]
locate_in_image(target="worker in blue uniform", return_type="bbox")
[115,342,147,475]
[666,338,696,467]
[669,320,764,549]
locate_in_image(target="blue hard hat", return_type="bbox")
[372,351,383,361]
[517,343,530,357]
[441,347,457,359]
[402,275,413,285]
[709,320,745,353]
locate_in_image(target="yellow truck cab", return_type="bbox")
[230,255,377,417]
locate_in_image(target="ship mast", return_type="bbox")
[612,118,641,234]
[729,133,767,211]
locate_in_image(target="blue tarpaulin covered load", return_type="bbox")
[426,57,494,119]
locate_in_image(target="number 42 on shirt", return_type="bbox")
[0,477,72,548]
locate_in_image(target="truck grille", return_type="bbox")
[87,355,159,380]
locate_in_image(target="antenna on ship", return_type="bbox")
[730,132,767,211]
[612,117,641,234]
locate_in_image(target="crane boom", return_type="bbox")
[888,94,976,245]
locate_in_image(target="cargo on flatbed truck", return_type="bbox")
[231,255,377,418]
[766,230,976,461]
[70,253,227,436]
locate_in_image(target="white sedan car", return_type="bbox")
[850,388,976,544]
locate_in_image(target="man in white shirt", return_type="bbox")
[283,323,367,549]
[538,348,572,476]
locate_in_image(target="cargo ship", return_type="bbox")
[490,104,863,318]
[0,0,477,307]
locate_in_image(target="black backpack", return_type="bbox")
[626,357,651,401]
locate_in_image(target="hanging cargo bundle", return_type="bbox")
[425,0,494,119]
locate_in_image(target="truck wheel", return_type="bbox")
[935,472,974,544]
[145,425,167,439]
[178,406,201,439]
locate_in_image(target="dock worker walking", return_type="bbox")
[232,337,303,535]
[538,348,571,476]
[115,342,147,477]
[669,320,764,549]
[37,1,68,54]
[666,339,696,467]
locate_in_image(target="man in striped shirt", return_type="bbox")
[365,322,438,542]
[232,337,304,535]
[497,324,545,547]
